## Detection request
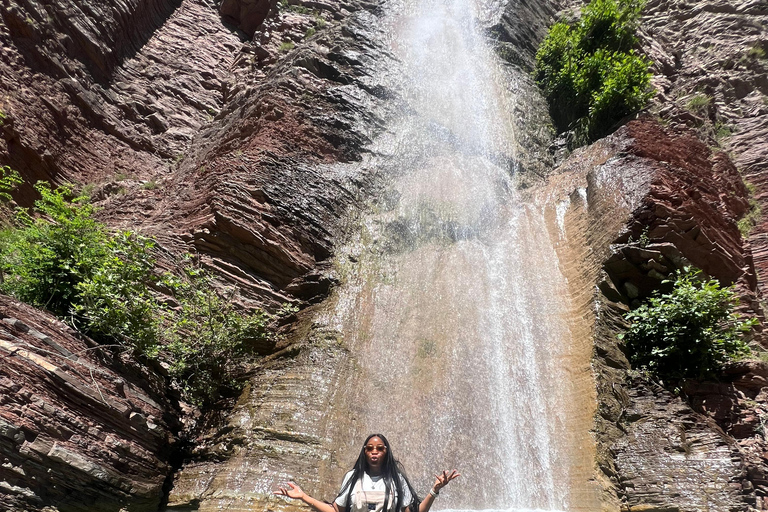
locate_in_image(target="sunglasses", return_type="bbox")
[364,444,387,453]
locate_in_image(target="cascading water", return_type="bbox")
[319,0,597,510]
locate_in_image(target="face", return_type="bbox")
[364,436,387,470]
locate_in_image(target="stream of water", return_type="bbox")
[321,0,592,510]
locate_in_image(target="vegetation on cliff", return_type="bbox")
[0,166,20,203]
[620,268,755,381]
[0,178,277,407]
[533,0,653,142]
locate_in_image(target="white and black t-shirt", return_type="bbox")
[334,471,413,512]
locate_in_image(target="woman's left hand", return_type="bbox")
[432,469,460,494]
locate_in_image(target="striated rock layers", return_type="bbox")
[1,0,399,509]
[0,0,767,511]
[0,296,180,512]
[536,118,767,511]
[638,0,768,297]
[162,0,566,510]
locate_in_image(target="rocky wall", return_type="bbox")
[535,118,768,511]
[0,0,398,509]
[638,0,768,298]
[163,0,570,509]
[0,295,181,512]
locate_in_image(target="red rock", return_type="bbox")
[0,296,180,512]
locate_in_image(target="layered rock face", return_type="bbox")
[1,0,767,511]
[1,0,398,509]
[0,296,179,512]
[538,119,767,511]
[531,1,768,509]
[164,0,567,509]
[638,0,768,296]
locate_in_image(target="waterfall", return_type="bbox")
[320,0,593,510]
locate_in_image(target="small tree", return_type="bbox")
[620,269,755,381]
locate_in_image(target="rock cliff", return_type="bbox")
[0,295,180,512]
[1,0,768,511]
[1,0,397,509]
[638,0,768,297]
[536,118,768,511]
[534,0,768,508]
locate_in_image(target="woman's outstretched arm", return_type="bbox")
[274,482,342,512]
[409,470,460,512]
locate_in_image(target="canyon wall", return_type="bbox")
[0,295,180,511]
[537,118,768,511]
[1,0,768,511]
[1,0,398,509]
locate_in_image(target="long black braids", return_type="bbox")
[335,434,422,512]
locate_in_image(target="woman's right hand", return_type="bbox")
[274,481,306,501]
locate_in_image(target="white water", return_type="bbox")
[323,0,584,510]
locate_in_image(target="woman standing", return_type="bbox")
[275,433,460,512]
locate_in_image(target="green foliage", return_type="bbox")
[278,0,314,14]
[620,268,755,381]
[0,182,107,316]
[161,263,274,405]
[741,44,766,64]
[534,0,653,141]
[73,231,159,353]
[0,166,21,202]
[279,41,295,52]
[714,121,733,141]
[738,190,761,237]
[0,181,279,407]
[686,93,711,113]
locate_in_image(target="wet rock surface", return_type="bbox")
[534,118,766,511]
[166,323,348,512]
[0,296,180,512]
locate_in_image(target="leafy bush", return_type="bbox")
[534,0,653,141]
[1,182,108,316]
[0,180,277,407]
[620,269,755,381]
[74,231,160,353]
[160,263,274,405]
[0,166,21,202]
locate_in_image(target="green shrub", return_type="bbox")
[73,231,160,352]
[534,0,653,141]
[1,182,108,316]
[0,166,21,202]
[161,263,274,405]
[0,180,277,407]
[620,268,755,381]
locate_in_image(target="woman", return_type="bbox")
[275,433,460,512]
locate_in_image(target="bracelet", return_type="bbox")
[429,488,439,498]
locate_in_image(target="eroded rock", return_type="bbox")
[0,296,180,512]
[530,117,765,511]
